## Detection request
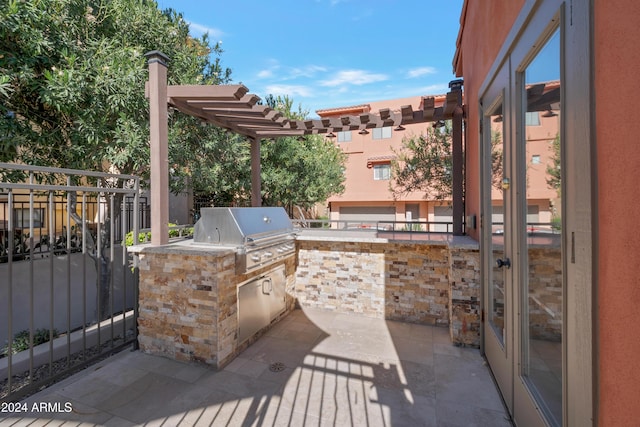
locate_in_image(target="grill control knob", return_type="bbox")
[251,254,261,262]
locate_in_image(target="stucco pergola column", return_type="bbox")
[250,137,261,207]
[450,80,464,236]
[145,50,170,245]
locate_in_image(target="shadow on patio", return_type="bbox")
[0,308,511,426]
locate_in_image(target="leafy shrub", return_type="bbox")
[311,215,329,228]
[1,328,59,357]
[124,230,152,247]
[124,223,193,246]
[402,223,424,232]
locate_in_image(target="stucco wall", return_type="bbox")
[455,0,525,241]
[594,0,640,424]
[457,0,640,423]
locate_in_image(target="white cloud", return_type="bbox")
[320,70,388,87]
[264,84,314,98]
[417,83,450,94]
[255,59,282,79]
[257,69,274,79]
[374,83,449,99]
[352,9,373,21]
[288,65,327,79]
[186,21,224,39]
[407,67,437,78]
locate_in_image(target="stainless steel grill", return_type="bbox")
[193,207,296,274]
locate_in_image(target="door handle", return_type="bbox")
[496,258,511,269]
[262,278,273,294]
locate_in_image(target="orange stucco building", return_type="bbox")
[455,0,640,426]
[318,96,453,230]
[320,92,560,234]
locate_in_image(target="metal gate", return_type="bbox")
[0,163,140,402]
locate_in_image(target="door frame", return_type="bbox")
[480,58,514,413]
[478,0,594,425]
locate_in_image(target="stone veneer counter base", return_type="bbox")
[134,233,482,373]
[295,232,481,347]
[136,240,296,369]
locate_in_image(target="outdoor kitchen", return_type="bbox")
[130,52,481,373]
[136,207,297,368]
[134,206,492,370]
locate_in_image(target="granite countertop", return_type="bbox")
[128,238,237,256]
[295,229,479,249]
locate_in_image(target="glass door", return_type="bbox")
[513,24,563,427]
[481,58,513,413]
[482,10,564,427]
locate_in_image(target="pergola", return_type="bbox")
[145,51,465,244]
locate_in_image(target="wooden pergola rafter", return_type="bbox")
[164,84,464,140]
[145,50,465,245]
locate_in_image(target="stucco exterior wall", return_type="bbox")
[0,248,135,346]
[594,0,640,424]
[324,96,435,204]
[457,0,640,423]
[455,1,525,241]
[323,96,441,225]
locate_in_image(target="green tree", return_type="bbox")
[0,0,229,178]
[490,128,504,191]
[260,95,346,209]
[546,133,561,194]
[391,122,453,200]
[175,123,253,207]
[392,121,504,200]
[0,0,231,319]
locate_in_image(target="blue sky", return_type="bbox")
[156,0,464,118]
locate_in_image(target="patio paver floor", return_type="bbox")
[0,307,512,426]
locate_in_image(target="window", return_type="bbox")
[525,111,540,126]
[372,127,392,140]
[14,208,44,228]
[337,131,351,142]
[531,154,541,164]
[373,164,390,180]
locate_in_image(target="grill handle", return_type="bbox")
[245,232,294,247]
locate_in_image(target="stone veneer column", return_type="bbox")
[137,245,236,367]
[448,247,481,347]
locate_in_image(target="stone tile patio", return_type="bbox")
[0,307,512,426]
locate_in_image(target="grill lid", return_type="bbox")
[193,207,293,246]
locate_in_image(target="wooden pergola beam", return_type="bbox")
[442,91,459,117]
[167,84,248,100]
[190,94,261,109]
[147,49,468,225]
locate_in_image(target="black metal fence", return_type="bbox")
[1,163,141,403]
[0,195,149,263]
